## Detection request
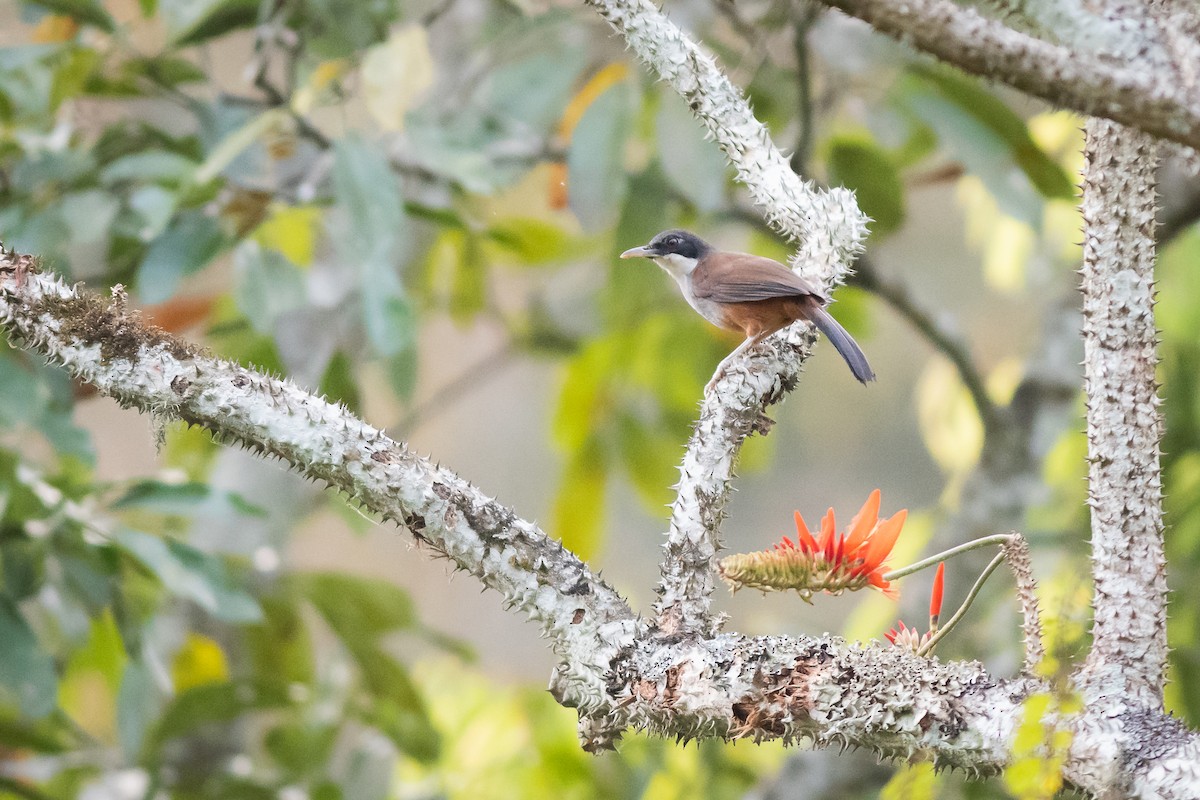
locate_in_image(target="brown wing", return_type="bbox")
[690,253,828,304]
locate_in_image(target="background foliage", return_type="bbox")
[0,0,1194,797]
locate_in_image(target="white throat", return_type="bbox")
[652,252,699,284]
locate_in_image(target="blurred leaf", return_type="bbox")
[915,357,984,475]
[362,24,435,132]
[485,36,588,135]
[827,136,905,235]
[386,347,418,401]
[486,217,584,266]
[553,437,607,560]
[299,572,417,642]
[245,595,315,686]
[59,611,126,739]
[331,136,415,359]
[567,80,631,231]
[615,413,679,510]
[170,0,260,46]
[101,150,198,185]
[449,233,486,324]
[0,596,57,718]
[1,537,45,601]
[341,733,397,800]
[111,480,264,517]
[233,241,306,334]
[60,190,119,244]
[300,0,400,58]
[553,338,616,453]
[0,715,72,754]
[348,648,440,761]
[50,46,100,110]
[136,211,226,304]
[121,55,205,87]
[656,93,726,212]
[265,721,338,776]
[171,632,229,691]
[148,679,291,752]
[194,107,287,184]
[117,660,163,758]
[912,66,1075,201]
[26,0,115,32]
[1004,693,1074,799]
[113,527,263,623]
[880,762,938,799]
[253,204,321,267]
[127,184,178,240]
[319,351,362,414]
[0,356,45,427]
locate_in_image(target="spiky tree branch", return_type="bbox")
[1076,121,1168,707]
[816,0,1200,151]
[584,0,869,641]
[0,256,639,720]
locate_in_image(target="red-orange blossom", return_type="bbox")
[718,489,907,601]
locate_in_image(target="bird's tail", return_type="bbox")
[808,304,876,384]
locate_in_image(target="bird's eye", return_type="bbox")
[666,236,680,248]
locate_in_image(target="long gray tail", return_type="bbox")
[808,305,875,384]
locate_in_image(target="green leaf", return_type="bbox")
[0,597,57,718]
[485,218,583,266]
[136,211,226,304]
[147,679,292,753]
[122,55,206,87]
[346,647,440,761]
[50,47,101,110]
[553,437,607,560]
[826,137,905,235]
[245,595,315,687]
[880,762,938,800]
[265,721,338,776]
[233,241,306,334]
[101,150,199,185]
[111,480,264,517]
[567,81,632,231]
[341,733,397,800]
[552,338,617,453]
[319,351,362,414]
[117,660,164,758]
[170,0,261,47]
[484,41,587,135]
[1,538,45,601]
[113,527,263,623]
[0,356,46,427]
[449,233,486,324]
[25,0,116,31]
[656,93,726,212]
[913,67,1074,201]
[299,572,417,642]
[615,413,679,510]
[330,136,414,358]
[60,190,120,245]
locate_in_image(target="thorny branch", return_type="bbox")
[584,0,868,640]
[817,0,1200,151]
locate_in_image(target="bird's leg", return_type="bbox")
[705,333,769,394]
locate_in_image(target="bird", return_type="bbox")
[620,229,875,392]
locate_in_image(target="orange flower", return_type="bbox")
[886,561,946,653]
[718,490,907,601]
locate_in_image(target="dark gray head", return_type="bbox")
[620,229,713,261]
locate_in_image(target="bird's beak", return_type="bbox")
[620,245,655,259]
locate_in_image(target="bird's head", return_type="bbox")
[620,229,713,280]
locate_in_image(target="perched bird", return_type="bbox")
[620,229,874,391]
